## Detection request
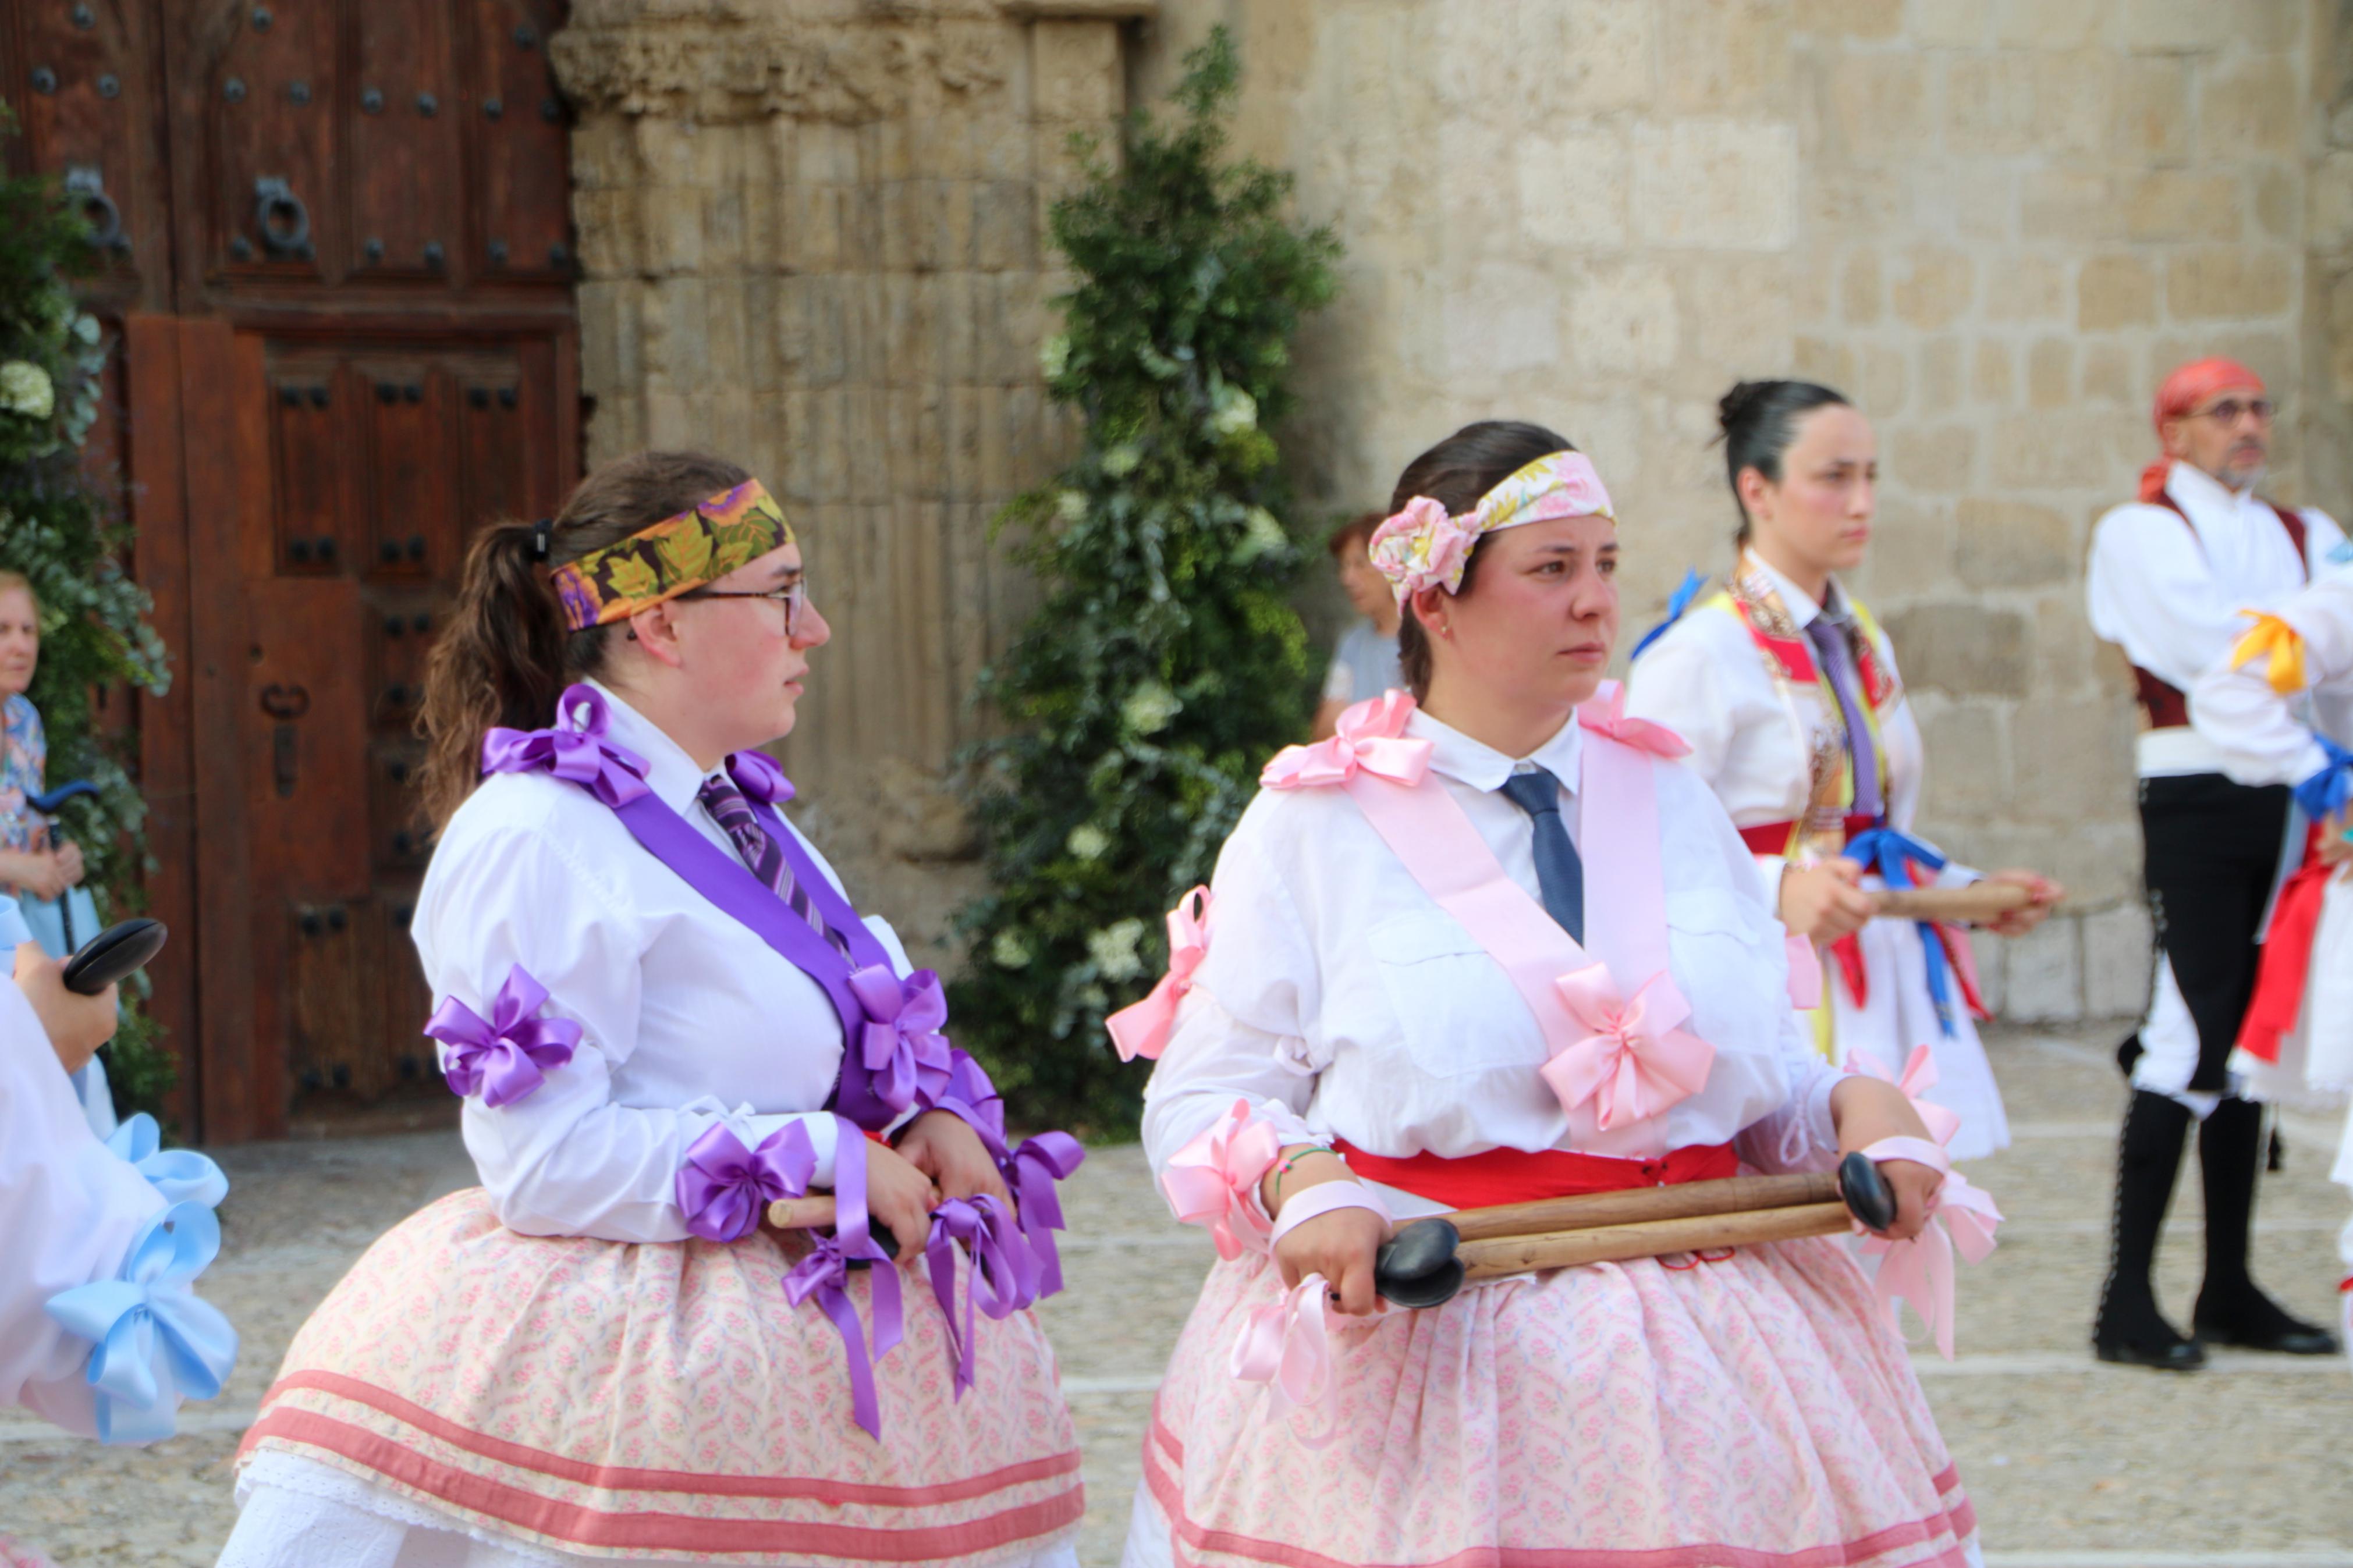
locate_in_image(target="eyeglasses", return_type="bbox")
[2194,398,2274,425]
[679,579,811,637]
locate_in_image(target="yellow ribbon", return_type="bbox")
[2230,610,2308,695]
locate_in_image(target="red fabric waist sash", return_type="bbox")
[1737,813,1878,858]
[1332,1139,1740,1210]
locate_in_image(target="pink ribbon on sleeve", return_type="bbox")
[1542,966,1716,1130]
[1845,1046,1964,1149]
[1261,692,1433,791]
[1160,1098,1282,1260]
[1785,933,1825,1010]
[1229,1274,1341,1448]
[1106,887,1213,1062]
[1577,680,1691,760]
[1852,1135,2002,1361]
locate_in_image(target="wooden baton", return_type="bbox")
[1443,1171,1841,1243]
[765,1195,838,1230]
[1456,1200,1855,1280]
[1869,882,2034,924]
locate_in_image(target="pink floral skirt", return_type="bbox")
[236,1188,1083,1566]
[1139,1240,1974,1568]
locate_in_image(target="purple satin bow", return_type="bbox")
[846,965,953,1118]
[931,1050,1008,1159]
[676,1121,816,1243]
[924,1194,1037,1399]
[480,683,651,807]
[725,749,796,805]
[1005,1132,1085,1297]
[425,966,583,1108]
[782,1118,902,1439]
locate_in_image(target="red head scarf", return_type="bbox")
[2141,357,2265,502]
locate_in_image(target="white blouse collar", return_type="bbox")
[2163,458,2254,518]
[583,678,721,816]
[1740,549,1851,630]
[1407,705,1584,795]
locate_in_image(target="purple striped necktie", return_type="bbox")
[1804,615,1883,820]
[697,773,853,959]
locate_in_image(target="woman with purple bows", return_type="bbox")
[216,452,1086,1568]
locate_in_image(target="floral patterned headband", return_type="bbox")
[1367,450,1615,606]
[549,479,794,631]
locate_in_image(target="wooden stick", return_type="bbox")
[1869,883,2033,924]
[1443,1171,1840,1243]
[765,1195,837,1230]
[1457,1201,1853,1279]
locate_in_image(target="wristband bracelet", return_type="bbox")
[1270,1146,1337,1203]
[1269,1179,1389,1246]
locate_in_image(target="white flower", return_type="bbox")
[990,930,1033,970]
[1101,443,1142,478]
[1209,384,1258,436]
[1233,506,1289,564]
[1066,823,1111,861]
[1039,333,1070,379]
[73,314,100,346]
[1087,918,1148,982]
[0,361,55,420]
[1056,489,1088,525]
[1122,682,1181,735]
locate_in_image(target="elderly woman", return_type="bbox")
[217,451,1086,1568]
[1117,421,1983,1568]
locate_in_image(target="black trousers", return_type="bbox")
[2139,773,2292,1091]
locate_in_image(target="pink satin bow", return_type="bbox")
[1161,1098,1282,1260]
[1106,887,1213,1062]
[1854,1135,2002,1361]
[1261,692,1432,791]
[1229,1274,1341,1448]
[1577,680,1690,759]
[1542,965,1716,1130]
[1846,1046,1964,1149]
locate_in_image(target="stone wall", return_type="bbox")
[1131,0,2343,1024]
[549,0,1142,968]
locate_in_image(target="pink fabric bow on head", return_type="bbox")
[1230,1274,1342,1449]
[1846,1046,1964,1149]
[1261,691,1433,792]
[1854,1135,2002,1361]
[1542,966,1716,1130]
[1106,887,1213,1063]
[1367,497,1478,605]
[1161,1098,1282,1260]
[1578,680,1690,760]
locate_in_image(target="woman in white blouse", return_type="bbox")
[1122,422,1981,1568]
[1626,381,2060,1161]
[218,452,1084,1568]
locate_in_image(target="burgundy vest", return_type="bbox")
[2131,493,2309,729]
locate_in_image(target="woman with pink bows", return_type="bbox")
[1111,422,1986,1568]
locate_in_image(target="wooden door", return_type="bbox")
[3,2,577,1140]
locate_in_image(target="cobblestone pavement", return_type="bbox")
[5,1024,2350,1566]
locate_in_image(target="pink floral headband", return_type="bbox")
[1367,450,1616,605]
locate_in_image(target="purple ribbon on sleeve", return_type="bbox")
[845,965,954,1118]
[480,685,652,807]
[676,1120,816,1243]
[1005,1131,1085,1297]
[782,1117,903,1439]
[424,966,584,1108]
[923,1194,1037,1399]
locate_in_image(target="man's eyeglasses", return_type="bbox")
[2194,397,2274,425]
[680,579,811,637]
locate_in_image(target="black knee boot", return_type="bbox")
[2093,1090,2203,1368]
[2191,1096,2341,1354]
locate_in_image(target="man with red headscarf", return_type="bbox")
[2086,358,2347,1370]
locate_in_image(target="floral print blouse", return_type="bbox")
[1,695,47,854]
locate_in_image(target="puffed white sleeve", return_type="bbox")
[2086,504,2251,690]
[1,979,235,1442]
[2192,575,2353,787]
[416,824,839,1244]
[1139,800,1321,1182]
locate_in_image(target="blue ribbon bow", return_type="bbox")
[1630,568,1709,662]
[2296,735,2352,824]
[44,1203,239,1444]
[1843,827,1960,1038]
[104,1115,228,1211]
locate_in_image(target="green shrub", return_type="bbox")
[950,30,1339,1138]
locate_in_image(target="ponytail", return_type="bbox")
[414,449,752,829]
